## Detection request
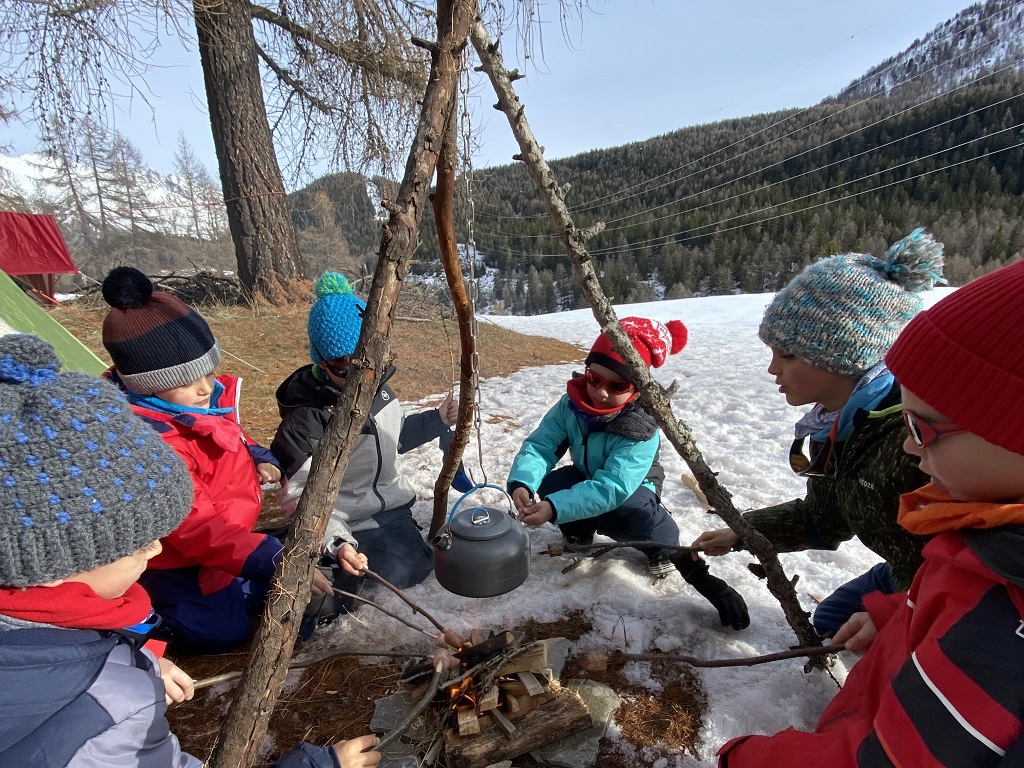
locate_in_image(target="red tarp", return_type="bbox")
[0,212,77,276]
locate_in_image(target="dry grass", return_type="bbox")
[47,292,710,766]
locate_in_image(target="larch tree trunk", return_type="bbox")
[193,0,306,305]
[206,2,476,766]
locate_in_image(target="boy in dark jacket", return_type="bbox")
[508,317,749,630]
[271,274,457,622]
[100,267,335,653]
[694,229,942,635]
[719,253,1024,767]
[0,333,380,768]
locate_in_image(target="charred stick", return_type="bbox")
[375,660,445,752]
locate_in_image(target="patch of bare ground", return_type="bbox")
[48,289,709,765]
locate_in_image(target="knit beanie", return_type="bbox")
[585,317,688,381]
[886,258,1024,456]
[0,334,192,586]
[101,267,221,395]
[307,273,366,364]
[759,228,945,377]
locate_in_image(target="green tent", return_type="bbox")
[0,269,106,375]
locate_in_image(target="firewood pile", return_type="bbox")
[402,631,592,768]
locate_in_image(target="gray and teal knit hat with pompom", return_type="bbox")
[759,228,945,376]
[0,334,192,586]
[307,273,366,364]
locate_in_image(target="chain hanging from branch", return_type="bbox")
[468,18,820,654]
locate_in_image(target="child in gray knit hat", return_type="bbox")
[0,333,381,768]
[693,228,944,636]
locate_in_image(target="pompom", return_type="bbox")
[313,272,355,300]
[881,227,946,293]
[102,266,154,309]
[666,320,688,354]
[0,334,61,373]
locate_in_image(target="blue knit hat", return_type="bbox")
[307,273,366,364]
[0,334,192,586]
[759,228,945,376]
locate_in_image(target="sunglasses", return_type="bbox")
[789,436,832,477]
[903,408,968,449]
[584,367,634,394]
[320,357,351,378]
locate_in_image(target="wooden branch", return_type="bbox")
[254,42,333,114]
[208,4,478,766]
[332,587,437,640]
[377,660,445,751]
[247,2,426,90]
[593,643,845,670]
[429,92,477,539]
[469,19,819,654]
[362,568,459,646]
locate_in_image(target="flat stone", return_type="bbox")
[528,679,620,768]
[379,742,419,768]
[370,691,415,732]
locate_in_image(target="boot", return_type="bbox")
[671,554,750,630]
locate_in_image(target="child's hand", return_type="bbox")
[157,657,195,706]
[332,734,381,767]
[337,543,369,577]
[511,487,533,514]
[519,499,554,527]
[257,462,282,483]
[311,567,333,596]
[437,391,459,427]
[832,611,877,654]
[691,528,739,556]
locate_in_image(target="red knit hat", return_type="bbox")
[585,316,688,381]
[886,258,1024,456]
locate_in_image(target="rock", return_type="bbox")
[528,679,621,768]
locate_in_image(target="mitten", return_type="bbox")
[672,554,750,630]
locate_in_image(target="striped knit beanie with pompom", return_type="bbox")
[759,228,945,377]
[307,273,366,363]
[101,266,220,395]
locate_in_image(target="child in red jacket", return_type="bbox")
[101,267,348,653]
[718,259,1024,767]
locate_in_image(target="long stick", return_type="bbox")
[375,660,445,752]
[362,568,460,647]
[193,650,427,691]
[603,644,845,669]
[332,587,437,640]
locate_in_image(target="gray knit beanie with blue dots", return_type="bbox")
[759,228,945,376]
[0,334,193,586]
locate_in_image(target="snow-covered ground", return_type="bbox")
[304,288,955,765]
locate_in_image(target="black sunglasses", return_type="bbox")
[320,357,351,378]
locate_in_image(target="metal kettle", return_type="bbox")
[432,484,530,598]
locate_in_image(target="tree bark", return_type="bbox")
[207,2,476,766]
[193,0,305,305]
[430,103,476,538]
[469,20,819,653]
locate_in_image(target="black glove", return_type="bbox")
[672,554,750,630]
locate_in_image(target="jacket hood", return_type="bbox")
[276,364,396,415]
[963,526,1024,590]
[0,626,117,753]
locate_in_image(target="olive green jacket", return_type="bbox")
[743,383,928,590]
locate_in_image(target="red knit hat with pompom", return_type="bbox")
[585,316,688,382]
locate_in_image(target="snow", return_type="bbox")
[306,288,955,765]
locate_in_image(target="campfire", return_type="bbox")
[401,630,593,768]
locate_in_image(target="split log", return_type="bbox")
[444,687,592,768]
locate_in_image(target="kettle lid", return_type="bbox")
[448,506,514,541]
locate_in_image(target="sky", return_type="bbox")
[5,0,974,181]
[264,287,954,766]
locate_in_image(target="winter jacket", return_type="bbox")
[719,526,1024,767]
[507,394,664,524]
[129,374,281,596]
[0,617,338,768]
[743,380,928,590]
[271,365,450,554]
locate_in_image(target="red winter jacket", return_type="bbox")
[719,529,1024,767]
[129,375,281,596]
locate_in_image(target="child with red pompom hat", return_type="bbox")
[508,317,749,630]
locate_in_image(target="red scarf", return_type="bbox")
[899,484,1024,535]
[0,582,153,630]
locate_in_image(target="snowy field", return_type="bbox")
[299,288,954,765]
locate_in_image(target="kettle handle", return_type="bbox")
[446,483,516,526]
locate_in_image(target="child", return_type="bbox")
[718,257,1024,767]
[100,267,339,653]
[271,273,458,622]
[0,333,381,768]
[693,229,942,636]
[508,317,749,630]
